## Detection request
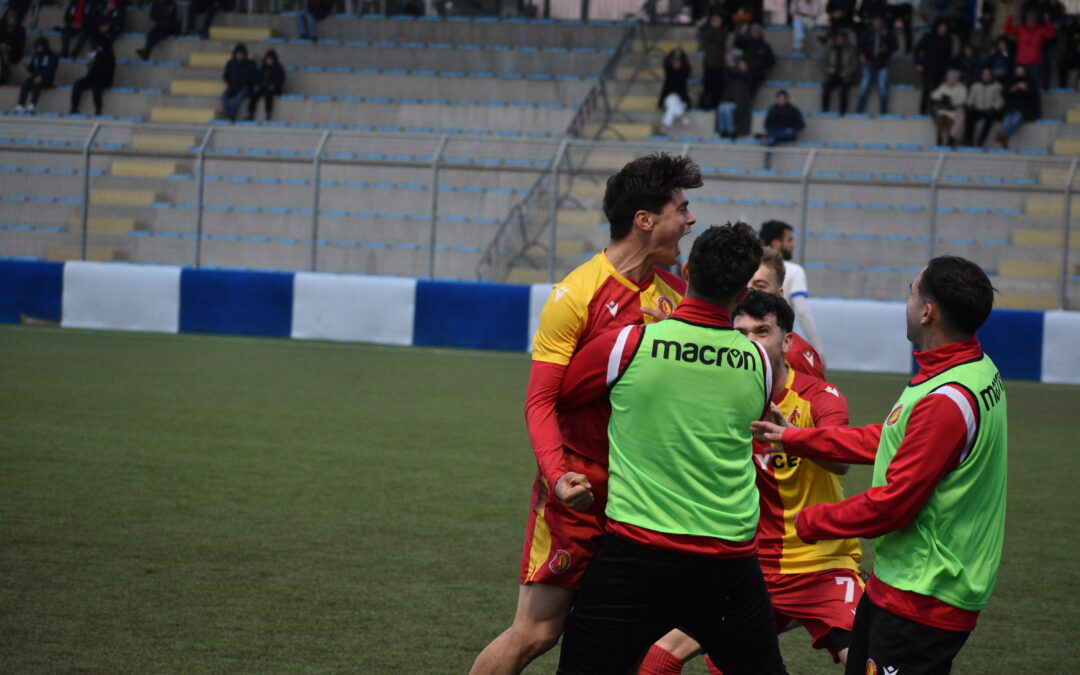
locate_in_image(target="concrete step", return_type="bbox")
[1026,197,1080,216]
[46,245,121,261]
[132,133,198,151]
[111,159,181,178]
[190,51,231,68]
[150,106,217,124]
[1068,109,1080,124]
[207,26,275,42]
[507,267,550,284]
[1012,228,1080,247]
[68,217,143,234]
[90,188,158,206]
[994,293,1061,310]
[170,80,223,97]
[1054,138,1080,155]
[999,260,1077,278]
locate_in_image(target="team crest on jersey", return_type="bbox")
[657,296,675,316]
[787,408,801,425]
[549,549,572,575]
[864,659,878,675]
[885,404,904,427]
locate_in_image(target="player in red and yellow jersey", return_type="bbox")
[471,154,703,675]
[639,290,860,675]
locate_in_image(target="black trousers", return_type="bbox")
[557,534,787,675]
[18,77,46,105]
[247,86,278,118]
[142,21,181,58]
[845,594,971,675]
[822,74,851,115]
[963,108,998,146]
[71,76,108,114]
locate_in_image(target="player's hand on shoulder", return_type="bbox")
[640,305,668,323]
[555,471,594,512]
[751,418,786,448]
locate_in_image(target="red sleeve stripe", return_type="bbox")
[606,324,635,387]
[930,384,978,464]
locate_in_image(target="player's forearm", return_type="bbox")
[782,424,881,465]
[525,361,571,486]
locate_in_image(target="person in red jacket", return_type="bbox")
[1004,10,1055,99]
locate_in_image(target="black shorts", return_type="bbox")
[557,534,787,675]
[845,595,971,675]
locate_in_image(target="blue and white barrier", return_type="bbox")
[2,259,1079,384]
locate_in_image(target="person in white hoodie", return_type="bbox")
[930,69,967,147]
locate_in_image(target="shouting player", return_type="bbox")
[470,154,703,674]
[753,256,1007,674]
[639,290,861,674]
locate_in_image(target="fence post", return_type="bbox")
[79,122,103,262]
[796,148,816,266]
[309,130,332,272]
[927,152,946,260]
[428,134,449,279]
[1059,156,1078,310]
[193,126,214,268]
[548,138,570,284]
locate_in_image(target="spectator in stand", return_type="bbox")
[915,20,957,115]
[96,0,125,48]
[970,0,997,55]
[790,0,821,52]
[856,14,898,114]
[1004,10,1055,95]
[929,69,966,146]
[763,90,805,146]
[61,0,102,58]
[6,0,31,24]
[1033,0,1066,90]
[14,37,58,113]
[294,0,335,41]
[697,11,727,109]
[716,55,753,138]
[734,23,775,94]
[0,9,27,84]
[658,46,692,132]
[187,0,218,38]
[964,66,1004,146]
[996,64,1040,148]
[246,49,285,121]
[884,0,916,54]
[69,23,115,115]
[819,29,858,115]
[136,0,180,60]
[825,0,856,36]
[986,36,1014,81]
[1059,14,1080,88]
[954,42,981,84]
[221,42,256,122]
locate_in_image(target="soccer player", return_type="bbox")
[759,220,822,355]
[553,223,787,675]
[753,256,1007,674]
[639,290,861,675]
[750,246,824,379]
[469,153,703,674]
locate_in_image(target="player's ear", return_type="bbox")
[781,331,794,355]
[634,209,654,233]
[680,260,689,280]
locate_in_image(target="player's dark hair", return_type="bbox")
[919,256,996,335]
[603,153,703,240]
[758,220,792,247]
[734,289,795,334]
[687,223,763,305]
[760,247,786,288]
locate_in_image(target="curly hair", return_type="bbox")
[603,153,703,240]
[733,289,795,334]
[687,223,763,305]
[920,256,996,335]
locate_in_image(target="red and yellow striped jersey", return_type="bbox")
[753,367,861,574]
[531,251,685,463]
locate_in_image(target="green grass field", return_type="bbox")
[1,324,1078,673]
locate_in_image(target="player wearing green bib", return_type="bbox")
[553,224,788,675]
[753,256,1006,675]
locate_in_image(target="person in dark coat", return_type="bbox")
[188,0,219,38]
[15,37,58,112]
[954,42,982,85]
[915,20,957,114]
[246,49,285,121]
[715,55,753,138]
[221,42,256,122]
[734,23,775,94]
[136,0,181,60]
[819,28,858,115]
[657,46,691,130]
[1057,14,1080,88]
[0,10,27,84]
[856,14,898,114]
[985,36,1014,81]
[697,11,728,109]
[996,64,1040,147]
[70,23,115,115]
[95,0,125,49]
[61,0,103,58]
[763,90,805,146]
